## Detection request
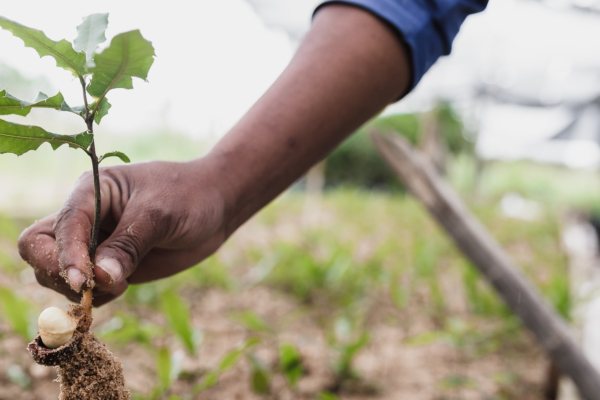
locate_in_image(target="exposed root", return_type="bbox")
[28,330,130,399]
[27,280,130,398]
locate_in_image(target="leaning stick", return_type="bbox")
[371,130,600,400]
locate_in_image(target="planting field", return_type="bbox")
[0,189,570,399]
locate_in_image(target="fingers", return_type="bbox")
[93,203,161,292]
[19,215,87,302]
[19,213,129,307]
[53,170,118,293]
[52,172,96,292]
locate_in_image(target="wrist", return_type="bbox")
[188,150,242,238]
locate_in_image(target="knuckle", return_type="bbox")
[17,227,33,261]
[54,206,91,234]
[107,234,145,266]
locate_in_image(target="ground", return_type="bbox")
[0,190,567,400]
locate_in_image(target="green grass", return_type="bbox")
[0,155,588,398]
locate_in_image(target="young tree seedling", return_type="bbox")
[0,13,155,399]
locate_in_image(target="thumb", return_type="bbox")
[93,206,159,292]
[53,171,105,293]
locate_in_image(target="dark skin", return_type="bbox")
[18,4,412,306]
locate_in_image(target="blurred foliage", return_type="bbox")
[194,337,261,393]
[278,343,303,388]
[96,312,163,349]
[247,353,271,395]
[161,290,201,355]
[325,101,472,189]
[230,310,273,334]
[6,365,31,389]
[0,287,37,341]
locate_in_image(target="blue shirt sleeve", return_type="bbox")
[314,0,488,90]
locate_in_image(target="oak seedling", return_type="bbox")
[0,13,155,399]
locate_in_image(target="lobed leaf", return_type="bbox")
[91,97,111,124]
[0,16,86,79]
[99,151,130,164]
[87,29,155,112]
[74,13,109,64]
[0,90,85,118]
[0,119,92,156]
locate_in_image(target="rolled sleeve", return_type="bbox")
[314,0,488,90]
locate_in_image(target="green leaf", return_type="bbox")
[278,343,303,388]
[99,151,130,164]
[317,392,340,400]
[0,288,36,341]
[193,337,260,394]
[0,16,86,79]
[91,97,111,124]
[342,332,370,363]
[217,349,244,372]
[156,347,172,392]
[229,311,273,333]
[96,312,162,348]
[0,119,92,156]
[194,371,218,393]
[87,29,155,111]
[161,290,198,355]
[74,13,109,64]
[403,330,443,346]
[247,354,270,395]
[0,90,84,118]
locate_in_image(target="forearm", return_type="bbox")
[203,4,411,236]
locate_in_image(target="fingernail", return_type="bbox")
[67,269,85,292]
[97,258,123,285]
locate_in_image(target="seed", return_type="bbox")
[38,307,78,349]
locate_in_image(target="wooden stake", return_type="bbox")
[371,130,600,400]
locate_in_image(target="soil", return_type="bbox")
[0,196,560,399]
[0,284,548,400]
[27,306,129,400]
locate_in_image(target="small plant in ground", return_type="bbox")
[193,337,261,393]
[326,316,377,395]
[161,290,202,355]
[229,310,306,395]
[0,13,154,399]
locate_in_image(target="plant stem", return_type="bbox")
[88,139,101,261]
[80,78,101,319]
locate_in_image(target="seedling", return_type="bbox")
[0,13,154,399]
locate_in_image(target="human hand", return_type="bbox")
[18,158,229,306]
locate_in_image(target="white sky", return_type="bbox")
[0,0,294,139]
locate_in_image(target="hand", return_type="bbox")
[18,158,229,306]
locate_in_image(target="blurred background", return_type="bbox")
[1,0,600,399]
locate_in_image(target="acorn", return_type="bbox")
[37,307,78,349]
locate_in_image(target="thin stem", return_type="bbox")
[79,77,90,120]
[88,139,101,261]
[79,76,100,319]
